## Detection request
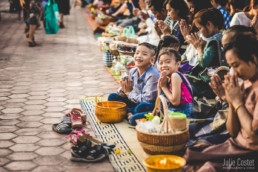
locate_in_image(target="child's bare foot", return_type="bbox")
[127,113,133,120]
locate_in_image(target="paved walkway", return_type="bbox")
[0,3,118,172]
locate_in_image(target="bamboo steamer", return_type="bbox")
[95,97,126,123]
[136,95,189,155]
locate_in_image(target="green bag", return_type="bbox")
[44,0,60,34]
[122,26,135,38]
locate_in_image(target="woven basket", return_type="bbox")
[95,97,126,123]
[136,95,189,155]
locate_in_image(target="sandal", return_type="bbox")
[52,116,72,134]
[28,41,36,47]
[71,137,110,162]
[59,22,65,28]
[65,129,91,145]
[78,133,116,149]
[66,108,86,129]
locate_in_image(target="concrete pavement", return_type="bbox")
[0,3,118,172]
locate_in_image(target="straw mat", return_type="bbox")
[80,97,147,172]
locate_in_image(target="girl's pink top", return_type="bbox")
[169,72,193,104]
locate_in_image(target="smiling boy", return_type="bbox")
[108,42,160,117]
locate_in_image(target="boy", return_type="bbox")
[108,42,160,118]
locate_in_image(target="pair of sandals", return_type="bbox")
[52,108,86,134]
[71,134,115,162]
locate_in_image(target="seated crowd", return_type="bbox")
[99,0,258,170]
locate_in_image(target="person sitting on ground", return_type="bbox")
[129,48,193,125]
[136,0,162,45]
[184,30,258,172]
[179,0,213,73]
[148,0,170,38]
[109,0,136,18]
[185,0,213,23]
[162,0,189,50]
[188,8,225,68]
[186,8,225,98]
[228,0,247,17]
[230,0,258,28]
[108,42,160,121]
[210,25,256,103]
[105,0,122,16]
[211,0,232,29]
[154,35,181,70]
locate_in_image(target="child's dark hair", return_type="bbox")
[155,35,180,63]
[149,0,166,12]
[193,8,224,30]
[214,0,228,7]
[138,42,156,56]
[223,25,256,37]
[229,0,246,11]
[167,0,190,20]
[223,33,258,64]
[158,48,181,62]
[187,0,212,15]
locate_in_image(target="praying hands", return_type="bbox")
[120,77,133,97]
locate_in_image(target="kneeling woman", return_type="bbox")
[184,32,258,171]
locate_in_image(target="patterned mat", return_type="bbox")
[80,97,146,172]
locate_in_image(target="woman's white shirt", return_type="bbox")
[230,12,251,27]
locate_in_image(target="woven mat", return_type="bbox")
[80,97,147,172]
[105,67,120,84]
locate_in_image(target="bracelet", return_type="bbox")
[234,103,243,113]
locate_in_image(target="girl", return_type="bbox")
[184,29,258,172]
[161,0,189,53]
[154,35,180,70]
[158,48,193,116]
[188,8,225,68]
[129,48,193,125]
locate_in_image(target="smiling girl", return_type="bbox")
[158,48,193,116]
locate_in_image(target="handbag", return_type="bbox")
[44,0,60,34]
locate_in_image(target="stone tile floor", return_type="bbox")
[0,3,118,172]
